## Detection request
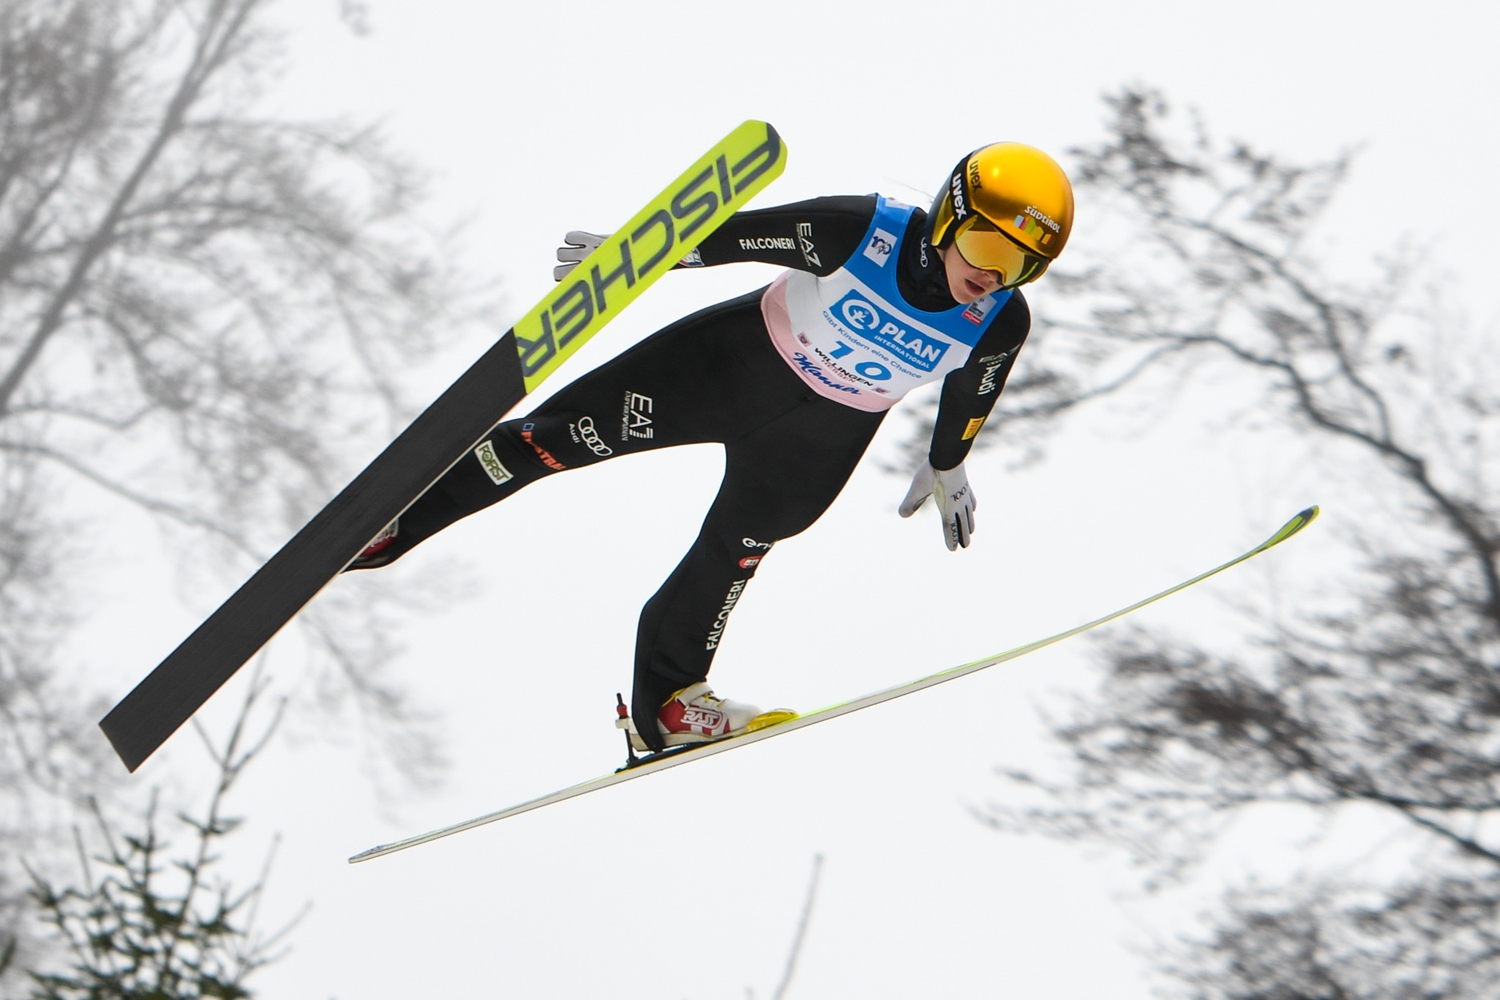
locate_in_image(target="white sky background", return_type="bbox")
[78,1,1500,997]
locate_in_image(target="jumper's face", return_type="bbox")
[937,244,1003,304]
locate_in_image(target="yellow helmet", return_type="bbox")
[927,143,1074,288]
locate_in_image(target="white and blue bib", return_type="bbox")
[761,196,1011,412]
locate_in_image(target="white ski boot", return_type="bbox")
[616,682,796,752]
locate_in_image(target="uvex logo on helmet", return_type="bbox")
[949,172,968,221]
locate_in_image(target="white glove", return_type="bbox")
[554,230,610,281]
[898,461,977,551]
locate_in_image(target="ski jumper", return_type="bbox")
[377,195,1032,743]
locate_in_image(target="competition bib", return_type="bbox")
[770,197,1010,410]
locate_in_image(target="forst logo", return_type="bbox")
[829,291,951,372]
[516,126,782,377]
[472,439,513,485]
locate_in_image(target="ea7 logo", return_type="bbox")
[621,391,654,440]
[797,222,820,268]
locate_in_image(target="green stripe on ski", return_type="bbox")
[349,506,1318,864]
[516,120,787,391]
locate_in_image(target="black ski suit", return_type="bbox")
[373,195,1030,749]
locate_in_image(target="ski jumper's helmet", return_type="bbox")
[927,143,1074,289]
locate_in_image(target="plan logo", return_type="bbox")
[829,291,951,372]
[862,228,897,266]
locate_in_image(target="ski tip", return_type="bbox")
[737,118,781,140]
[1264,505,1320,548]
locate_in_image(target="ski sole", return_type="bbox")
[100,121,788,772]
[349,506,1319,863]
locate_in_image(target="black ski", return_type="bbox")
[100,121,788,771]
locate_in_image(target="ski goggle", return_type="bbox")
[951,216,1051,289]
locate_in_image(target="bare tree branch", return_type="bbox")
[953,87,1500,995]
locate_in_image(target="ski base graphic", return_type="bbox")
[349,506,1319,863]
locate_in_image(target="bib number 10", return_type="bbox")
[829,340,892,381]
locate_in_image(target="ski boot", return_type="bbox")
[615,683,796,758]
[345,518,399,571]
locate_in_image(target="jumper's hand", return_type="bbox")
[554,230,609,281]
[898,461,977,551]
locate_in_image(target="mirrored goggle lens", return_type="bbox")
[953,220,1050,288]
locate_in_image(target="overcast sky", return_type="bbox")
[92,1,1500,997]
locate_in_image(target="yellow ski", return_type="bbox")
[349,507,1319,863]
